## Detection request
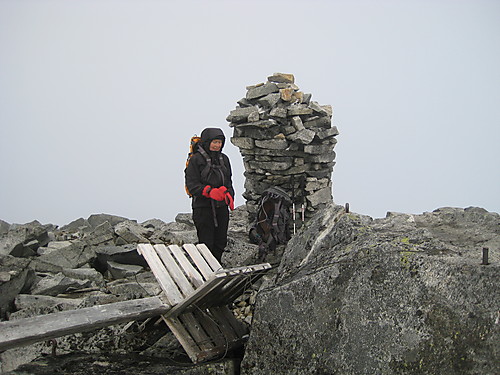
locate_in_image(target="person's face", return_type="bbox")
[209,139,223,151]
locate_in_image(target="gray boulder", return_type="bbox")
[0,221,52,257]
[83,221,116,246]
[143,215,197,245]
[93,245,148,273]
[161,229,198,246]
[0,255,35,319]
[106,278,162,300]
[0,219,10,235]
[37,240,95,269]
[62,267,105,287]
[57,217,90,236]
[87,213,128,228]
[287,128,315,144]
[30,272,91,296]
[246,82,279,100]
[36,240,73,255]
[114,220,151,244]
[224,232,259,267]
[241,205,500,375]
[107,261,144,280]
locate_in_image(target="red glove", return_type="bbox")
[202,185,226,201]
[225,191,235,211]
[202,185,212,198]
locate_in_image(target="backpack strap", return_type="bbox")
[198,147,228,187]
[271,199,282,239]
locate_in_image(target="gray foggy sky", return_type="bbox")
[1,0,499,226]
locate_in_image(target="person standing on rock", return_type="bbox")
[184,127,235,263]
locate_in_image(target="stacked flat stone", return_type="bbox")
[226,73,339,225]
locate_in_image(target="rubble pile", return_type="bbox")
[0,208,259,373]
[2,204,499,375]
[227,73,339,224]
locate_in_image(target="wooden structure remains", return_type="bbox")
[0,243,271,364]
[137,243,271,363]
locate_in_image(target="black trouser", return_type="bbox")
[192,205,229,262]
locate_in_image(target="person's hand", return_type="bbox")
[202,185,212,198]
[209,186,227,201]
[224,191,234,211]
[202,185,227,201]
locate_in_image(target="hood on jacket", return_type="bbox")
[200,128,226,152]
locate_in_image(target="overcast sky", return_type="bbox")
[1,0,499,226]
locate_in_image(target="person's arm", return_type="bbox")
[185,154,207,197]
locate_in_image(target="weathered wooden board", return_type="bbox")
[182,243,215,280]
[137,243,183,305]
[0,296,170,352]
[168,244,205,288]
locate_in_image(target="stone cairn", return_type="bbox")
[226,73,339,227]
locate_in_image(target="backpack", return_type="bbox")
[249,186,293,262]
[185,135,228,197]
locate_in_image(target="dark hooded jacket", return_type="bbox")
[184,128,234,209]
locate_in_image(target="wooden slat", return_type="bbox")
[178,312,214,351]
[188,276,246,310]
[0,297,170,352]
[154,244,194,297]
[168,244,204,288]
[200,275,251,307]
[192,309,226,348]
[162,315,200,363]
[215,263,271,277]
[195,243,222,272]
[137,244,183,305]
[195,336,247,363]
[164,276,228,318]
[208,306,240,342]
[197,267,270,308]
[217,272,268,305]
[172,269,270,312]
[183,244,214,280]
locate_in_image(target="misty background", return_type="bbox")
[1,0,499,227]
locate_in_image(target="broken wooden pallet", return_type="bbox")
[137,243,271,363]
[0,243,271,364]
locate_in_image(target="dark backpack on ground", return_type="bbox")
[249,186,293,262]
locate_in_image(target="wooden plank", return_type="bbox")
[154,244,194,297]
[178,312,214,351]
[195,267,270,308]
[189,275,249,309]
[215,263,272,277]
[137,244,183,305]
[163,275,228,318]
[192,309,226,348]
[217,272,268,305]
[182,243,214,280]
[208,306,240,342]
[168,244,204,288]
[200,275,251,307]
[170,268,270,313]
[195,243,222,272]
[164,309,246,364]
[195,335,247,363]
[0,296,170,352]
[162,315,200,363]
